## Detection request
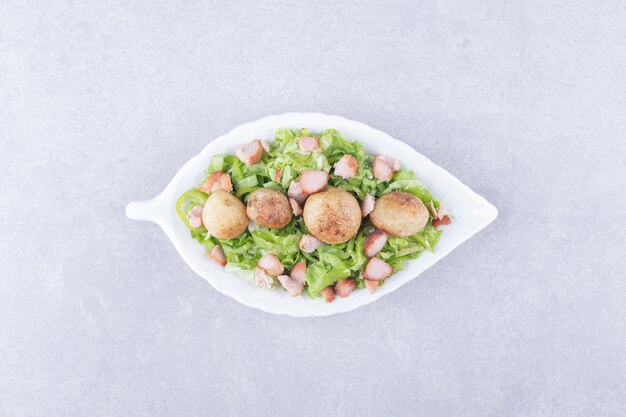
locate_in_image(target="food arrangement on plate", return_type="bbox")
[176,128,451,303]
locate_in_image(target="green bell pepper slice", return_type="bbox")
[176,189,208,230]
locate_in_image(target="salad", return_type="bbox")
[176,128,451,302]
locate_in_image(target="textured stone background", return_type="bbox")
[1,1,625,416]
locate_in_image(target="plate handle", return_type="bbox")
[126,195,166,224]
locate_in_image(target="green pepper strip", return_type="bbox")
[176,189,208,230]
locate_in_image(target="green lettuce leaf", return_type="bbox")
[303,232,367,297]
[377,224,442,270]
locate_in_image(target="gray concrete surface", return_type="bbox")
[1,1,625,416]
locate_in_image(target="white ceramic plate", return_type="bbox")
[126,113,497,317]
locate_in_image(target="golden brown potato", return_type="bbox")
[202,190,248,239]
[303,188,361,244]
[246,188,292,229]
[370,191,428,237]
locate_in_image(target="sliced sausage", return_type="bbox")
[320,286,335,303]
[432,215,452,227]
[209,245,227,267]
[363,257,393,281]
[380,155,400,171]
[300,170,329,194]
[373,156,393,181]
[254,267,272,289]
[364,229,388,257]
[428,201,438,218]
[277,264,305,297]
[257,253,284,276]
[236,140,264,165]
[435,205,448,219]
[289,197,303,216]
[364,279,379,294]
[197,171,233,194]
[290,261,307,285]
[187,205,204,228]
[429,203,448,221]
[361,194,375,217]
[299,234,323,253]
[334,278,356,298]
[333,155,358,179]
[298,136,321,152]
[277,275,304,296]
[288,180,307,205]
[274,167,283,183]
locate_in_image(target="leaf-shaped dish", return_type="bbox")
[126,113,498,317]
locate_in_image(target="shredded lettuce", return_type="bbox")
[303,231,368,297]
[378,224,442,270]
[178,127,446,298]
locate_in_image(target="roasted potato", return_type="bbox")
[246,188,292,229]
[303,188,361,244]
[202,190,248,239]
[369,191,428,237]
